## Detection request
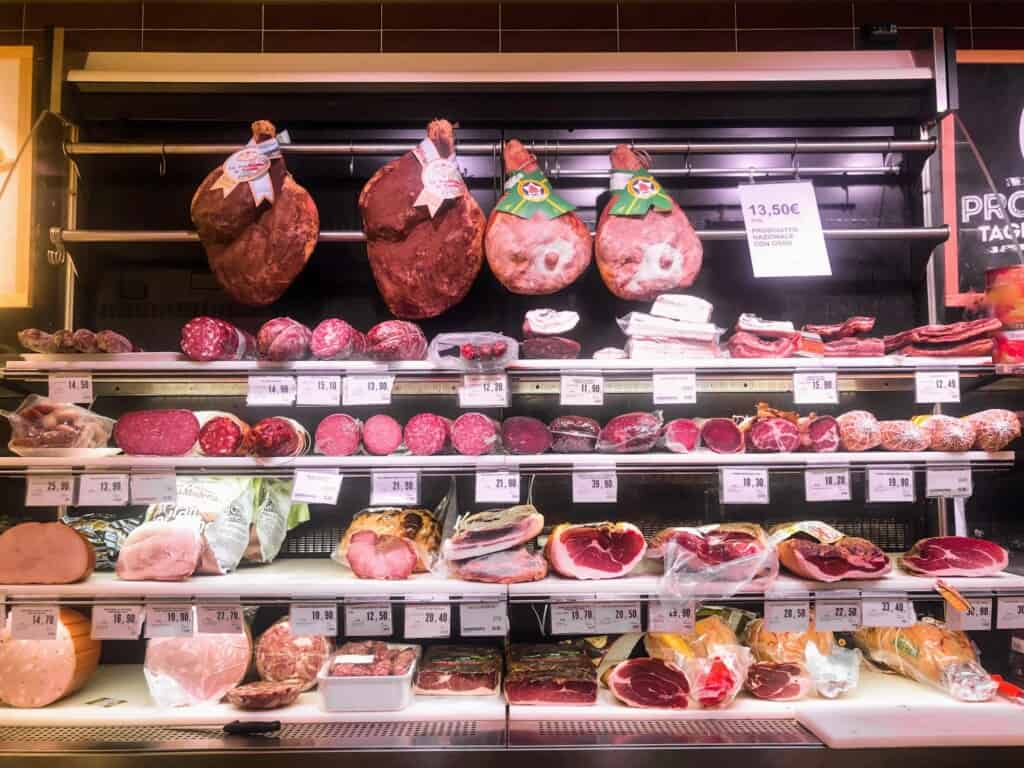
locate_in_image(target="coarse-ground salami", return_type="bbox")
[597,412,663,453]
[502,416,552,455]
[226,680,303,710]
[363,414,403,455]
[915,415,975,452]
[366,321,428,361]
[53,330,76,352]
[17,329,58,353]
[521,336,581,359]
[95,330,134,354]
[180,317,255,361]
[662,418,700,453]
[549,415,600,453]
[965,409,1021,451]
[879,420,931,452]
[196,412,250,456]
[451,412,500,456]
[246,417,309,457]
[257,317,312,361]
[255,618,334,691]
[403,413,450,456]
[72,329,98,353]
[836,410,881,452]
[310,318,363,360]
[114,410,200,456]
[314,413,362,456]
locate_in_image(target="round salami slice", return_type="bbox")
[254,619,334,691]
[916,415,975,452]
[549,415,600,453]
[247,417,309,457]
[363,414,403,456]
[451,412,500,456]
[226,680,303,710]
[196,412,250,456]
[879,420,931,452]
[310,318,362,360]
[501,416,552,455]
[836,410,881,452]
[403,413,451,456]
[315,413,362,456]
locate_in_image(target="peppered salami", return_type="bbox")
[879,420,931,452]
[501,416,552,454]
[836,410,882,452]
[549,415,600,453]
[314,413,362,456]
[95,330,134,354]
[180,317,255,361]
[255,618,334,691]
[403,413,450,456]
[451,412,500,456]
[362,414,403,455]
[257,317,312,361]
[247,417,309,457]
[310,318,362,360]
[365,321,428,361]
[917,415,975,452]
[196,412,250,456]
[965,409,1021,451]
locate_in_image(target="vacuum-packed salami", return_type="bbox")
[180,317,256,361]
[836,410,881,452]
[451,412,500,456]
[879,420,931,452]
[246,417,309,457]
[366,321,428,361]
[363,414,403,455]
[315,413,362,456]
[310,318,364,360]
[915,415,975,452]
[404,413,450,456]
[662,418,700,453]
[195,412,250,456]
[257,317,312,361]
[114,410,200,456]
[597,412,663,453]
[965,409,1021,451]
[549,415,600,453]
[502,416,552,455]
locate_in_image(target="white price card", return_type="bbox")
[458,374,509,408]
[595,602,643,634]
[475,470,520,504]
[652,373,697,405]
[996,597,1024,629]
[131,473,177,504]
[10,606,59,640]
[460,601,507,636]
[197,604,244,635]
[915,370,961,404]
[926,467,973,498]
[738,180,831,278]
[946,598,993,631]
[48,374,93,404]
[290,603,338,637]
[572,470,617,503]
[342,374,394,406]
[765,601,810,632]
[793,371,838,405]
[91,605,143,640]
[560,375,604,406]
[296,375,342,406]
[721,468,770,504]
[77,473,130,507]
[648,600,696,634]
[345,603,393,637]
[804,467,852,502]
[861,595,916,627]
[247,375,296,406]
[25,475,74,507]
[550,603,598,635]
[291,470,342,505]
[866,467,915,503]
[370,471,419,506]
[814,599,862,631]
[404,603,451,639]
[145,605,194,638]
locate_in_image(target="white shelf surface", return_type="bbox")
[0,665,507,727]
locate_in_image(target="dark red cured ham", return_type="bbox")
[883,318,1002,353]
[226,681,302,710]
[597,412,663,453]
[746,662,812,701]
[803,316,876,340]
[798,415,840,452]
[823,337,885,357]
[662,418,700,453]
[505,643,598,705]
[449,547,548,584]
[900,536,1008,577]
[777,535,892,582]
[699,418,745,454]
[544,522,647,580]
[345,530,418,580]
[607,658,689,709]
[649,523,777,588]
[501,416,552,455]
[359,119,485,319]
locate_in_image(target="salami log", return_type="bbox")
[180,317,256,361]
[366,321,428,361]
[196,412,250,456]
[363,414,404,455]
[549,415,600,453]
[879,420,931,452]
[315,413,362,456]
[965,409,1021,451]
[247,417,309,457]
[114,410,200,456]
[255,618,334,691]
[257,317,312,361]
[403,413,450,456]
[310,318,364,360]
[451,412,500,456]
[0,522,95,584]
[836,411,882,452]
[501,416,552,454]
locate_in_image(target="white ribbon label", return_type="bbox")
[413,138,465,217]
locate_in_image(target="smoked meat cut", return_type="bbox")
[191,121,318,306]
[776,533,892,582]
[544,522,647,580]
[836,410,881,452]
[359,119,485,318]
[344,530,418,580]
[607,658,690,709]
[443,505,545,560]
[900,536,1008,577]
[965,409,1021,451]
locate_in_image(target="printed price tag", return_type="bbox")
[475,470,520,504]
[10,606,59,640]
[793,371,838,404]
[342,375,394,406]
[458,374,509,408]
[77,473,130,507]
[289,603,338,636]
[560,375,604,406]
[48,374,93,404]
[572,470,618,503]
[131,473,177,504]
[291,470,342,505]
[721,468,770,504]
[550,603,597,635]
[648,600,696,634]
[595,602,643,634]
[866,467,915,503]
[25,475,74,507]
[861,595,916,627]
[296,376,341,406]
[247,375,296,406]
[652,373,697,405]
[915,370,961,404]
[765,601,810,632]
[738,180,831,278]
[946,598,993,631]
[814,599,862,631]
[197,604,244,634]
[996,597,1024,629]
[925,467,973,498]
[370,471,419,506]
[344,603,393,636]
[460,601,507,636]
[91,605,143,640]
[804,467,852,502]
[145,604,194,638]
[404,603,451,639]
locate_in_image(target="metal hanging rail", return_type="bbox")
[552,165,901,179]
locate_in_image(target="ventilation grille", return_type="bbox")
[510,717,819,746]
[281,524,344,556]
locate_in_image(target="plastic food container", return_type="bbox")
[987,265,1024,329]
[317,646,420,712]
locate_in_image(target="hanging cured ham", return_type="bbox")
[595,144,703,300]
[359,119,485,318]
[191,120,319,306]
[484,139,592,294]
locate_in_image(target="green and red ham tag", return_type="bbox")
[495,169,576,219]
[608,169,674,216]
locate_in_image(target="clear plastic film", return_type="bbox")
[744,616,834,664]
[243,478,310,564]
[654,523,779,600]
[804,642,861,699]
[0,394,115,453]
[427,332,518,371]
[616,312,722,342]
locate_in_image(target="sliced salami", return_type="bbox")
[247,417,309,457]
[879,420,931,452]
[314,413,362,456]
[180,317,255,361]
[836,410,881,452]
[310,318,362,360]
[403,413,450,456]
[362,414,403,456]
[196,411,250,456]
[451,412,500,456]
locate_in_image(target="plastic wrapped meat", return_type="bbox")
[1,395,115,453]
[744,618,834,665]
[652,523,778,598]
[804,642,861,699]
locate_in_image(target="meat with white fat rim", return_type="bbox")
[900,536,1008,577]
[443,505,545,560]
[607,658,690,708]
[544,522,647,580]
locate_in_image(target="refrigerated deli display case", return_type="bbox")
[0,27,1022,766]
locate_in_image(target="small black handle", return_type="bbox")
[224,720,282,736]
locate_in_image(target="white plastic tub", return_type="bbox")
[317,645,420,712]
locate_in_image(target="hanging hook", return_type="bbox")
[158,143,167,178]
[792,154,800,180]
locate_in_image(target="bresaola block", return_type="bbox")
[662,418,700,453]
[597,412,663,453]
[698,418,744,454]
[444,505,545,561]
[549,415,600,453]
[501,416,552,455]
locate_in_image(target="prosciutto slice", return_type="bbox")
[607,658,690,709]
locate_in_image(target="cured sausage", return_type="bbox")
[362,414,403,455]
[246,417,309,457]
[310,318,364,360]
[314,413,362,456]
[403,413,450,456]
[257,317,312,361]
[451,413,500,456]
[915,415,975,452]
[180,317,256,361]
[965,409,1021,451]
[196,412,250,456]
[114,410,200,456]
